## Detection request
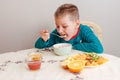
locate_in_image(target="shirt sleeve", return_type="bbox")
[34,29,59,49]
[35,37,47,48]
[73,25,104,53]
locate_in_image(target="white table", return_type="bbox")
[0,48,120,80]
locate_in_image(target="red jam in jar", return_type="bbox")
[27,53,42,70]
[28,60,41,70]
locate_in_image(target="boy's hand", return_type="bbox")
[40,30,50,42]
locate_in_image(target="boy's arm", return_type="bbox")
[35,35,56,49]
[35,29,58,49]
[73,26,104,53]
[35,37,48,48]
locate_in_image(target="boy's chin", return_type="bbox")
[63,37,71,41]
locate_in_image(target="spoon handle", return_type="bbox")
[50,33,63,38]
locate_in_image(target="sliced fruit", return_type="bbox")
[66,56,74,61]
[97,56,108,65]
[61,57,74,69]
[61,60,69,69]
[73,54,87,60]
[67,60,85,73]
[29,53,42,61]
[85,61,98,66]
[32,57,40,61]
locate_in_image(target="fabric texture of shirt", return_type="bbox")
[35,24,104,53]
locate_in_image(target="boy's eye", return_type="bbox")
[56,25,68,29]
[63,26,67,28]
[56,26,60,29]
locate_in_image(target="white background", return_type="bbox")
[0,0,120,56]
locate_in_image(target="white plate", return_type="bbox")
[84,65,99,68]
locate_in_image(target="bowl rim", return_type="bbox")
[53,43,72,49]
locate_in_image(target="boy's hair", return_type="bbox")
[54,3,79,21]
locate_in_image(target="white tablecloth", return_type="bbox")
[0,48,120,80]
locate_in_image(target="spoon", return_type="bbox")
[51,33,66,38]
[35,32,66,39]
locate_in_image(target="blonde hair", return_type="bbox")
[54,3,79,21]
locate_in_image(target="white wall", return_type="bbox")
[0,0,120,56]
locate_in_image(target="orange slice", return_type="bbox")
[29,53,42,61]
[97,56,108,65]
[73,54,87,60]
[32,57,40,61]
[67,60,85,73]
[61,60,69,69]
[61,57,74,69]
[66,56,74,61]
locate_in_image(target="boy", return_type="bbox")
[35,3,104,53]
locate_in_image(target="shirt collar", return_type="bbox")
[70,27,80,40]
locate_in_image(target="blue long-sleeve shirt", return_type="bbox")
[35,24,104,53]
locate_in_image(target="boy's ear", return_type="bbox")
[76,20,80,28]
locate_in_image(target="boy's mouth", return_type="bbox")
[60,34,67,38]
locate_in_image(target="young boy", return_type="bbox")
[35,3,104,53]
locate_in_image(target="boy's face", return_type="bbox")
[55,15,80,41]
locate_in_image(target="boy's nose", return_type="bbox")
[58,27,63,33]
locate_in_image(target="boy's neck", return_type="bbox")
[70,27,80,40]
